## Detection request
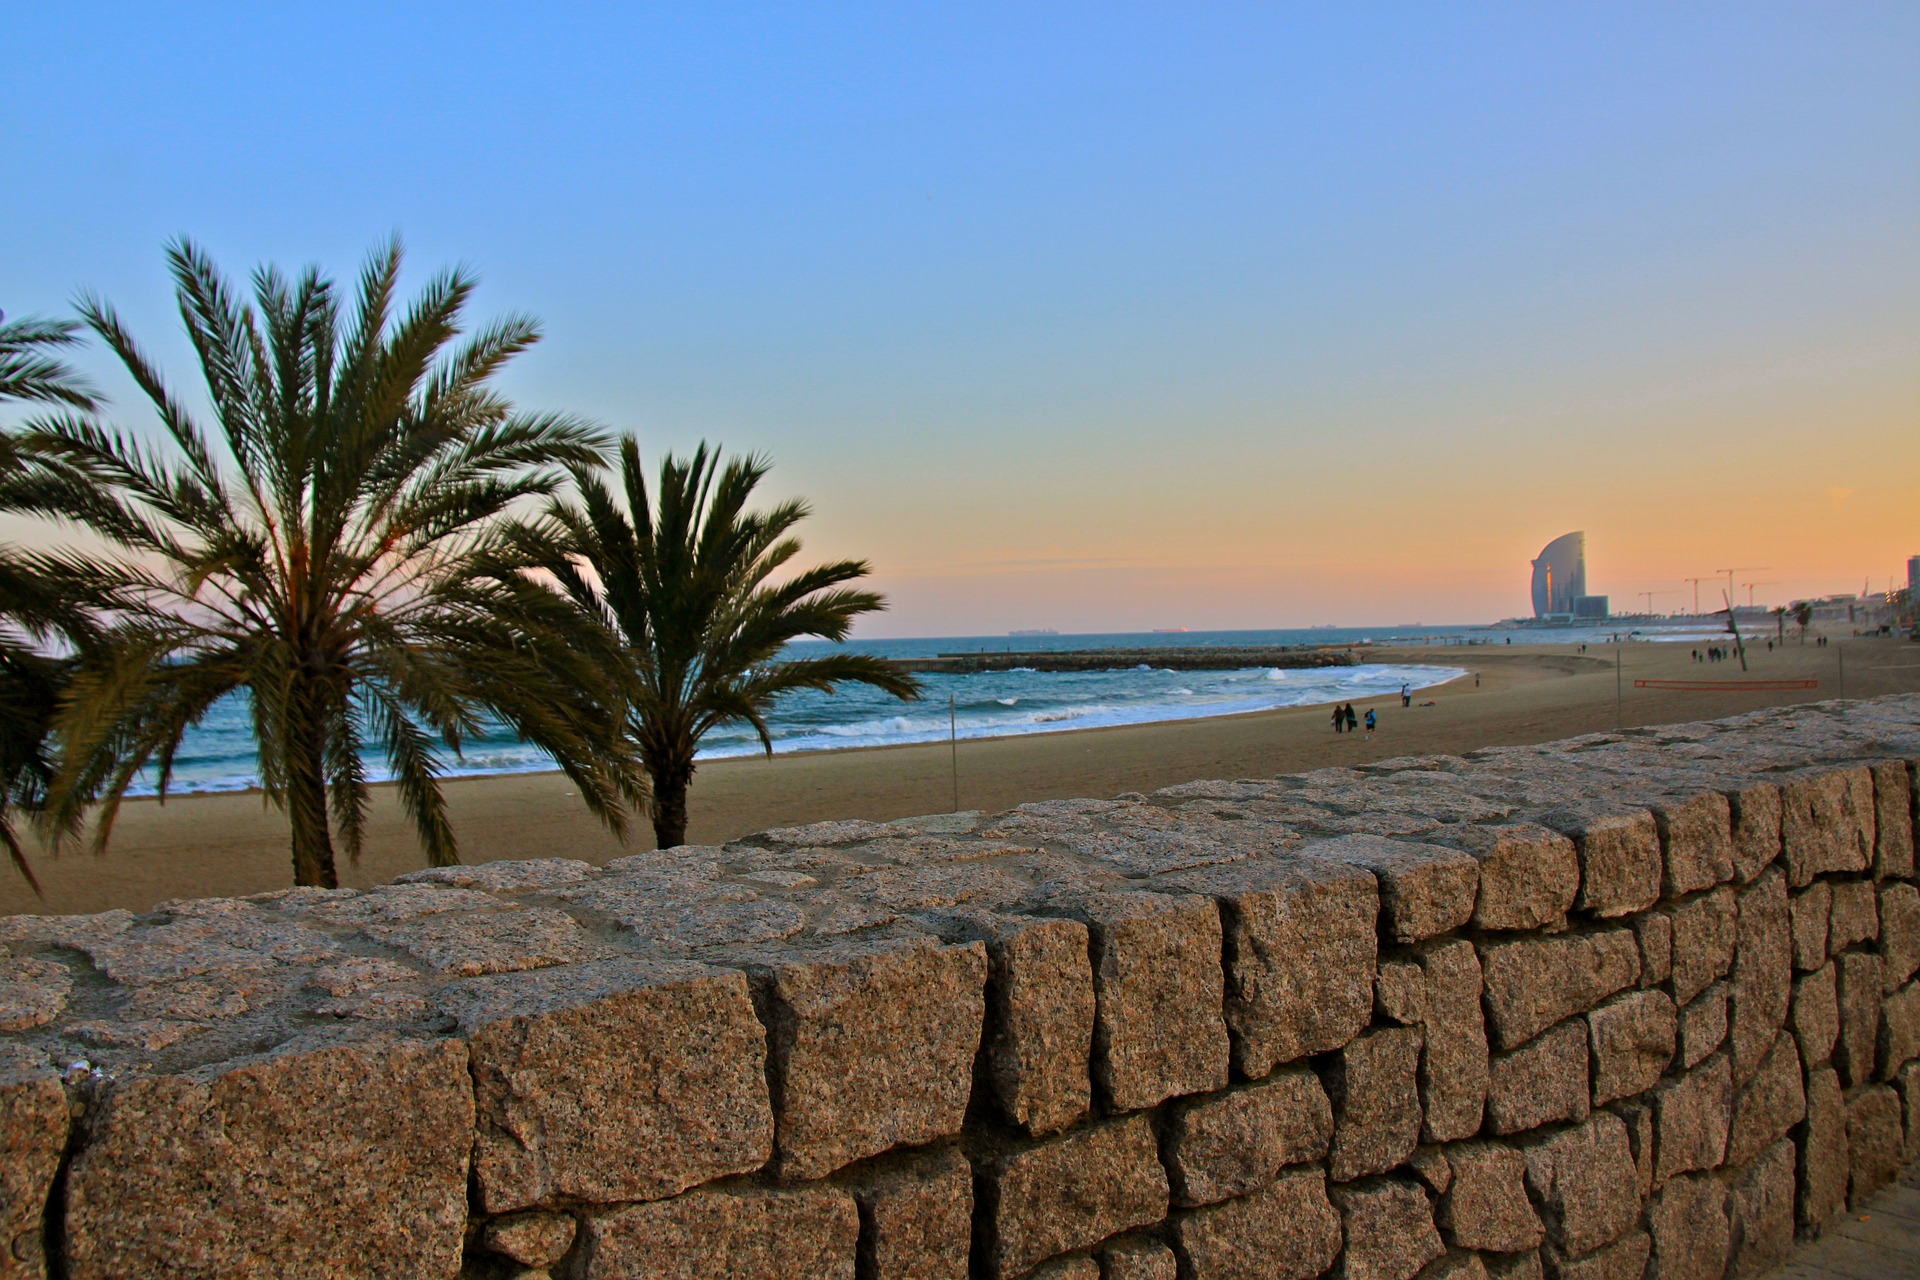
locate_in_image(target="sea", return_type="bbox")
[126,620,1732,796]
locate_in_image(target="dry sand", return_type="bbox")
[8,636,1918,917]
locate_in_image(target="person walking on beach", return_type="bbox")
[1332,705,1345,734]
[1344,703,1358,733]
[1363,708,1377,738]
[1400,682,1410,708]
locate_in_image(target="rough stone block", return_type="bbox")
[1066,892,1231,1109]
[845,1146,971,1280]
[1845,1083,1904,1210]
[1518,1112,1641,1260]
[1486,1021,1589,1135]
[1480,1252,1543,1280]
[1789,881,1829,971]
[364,904,607,977]
[1322,1025,1424,1182]
[1728,1032,1804,1168]
[1781,770,1873,888]
[443,957,772,1212]
[1652,793,1736,898]
[753,939,986,1179]
[1407,1144,1452,1194]
[978,1116,1169,1279]
[1727,1138,1795,1279]
[1416,939,1489,1143]
[1632,911,1673,988]
[1727,783,1783,886]
[1646,1174,1730,1280]
[1896,1059,1920,1163]
[1031,1255,1100,1280]
[1728,869,1790,1084]
[1419,1255,1492,1280]
[1651,1053,1731,1185]
[1872,760,1915,880]
[1437,1141,1543,1254]
[1612,1098,1655,1201]
[484,1213,576,1268]
[1164,1067,1332,1206]
[1547,1229,1647,1280]
[977,915,1095,1135]
[1545,809,1661,918]
[1376,958,1427,1026]
[1587,990,1675,1107]
[1676,981,1728,1069]
[1309,834,1476,943]
[1100,1238,1178,1280]
[1834,949,1882,1088]
[578,1185,858,1280]
[0,1058,66,1280]
[1668,886,1736,1005]
[1330,1177,1445,1280]
[1881,978,1920,1079]
[1791,961,1839,1068]
[1169,857,1377,1080]
[1440,824,1579,933]
[1879,882,1920,994]
[1828,879,1879,954]
[1479,929,1639,1052]
[1795,1065,1846,1232]
[1171,1166,1341,1280]
[63,1037,472,1280]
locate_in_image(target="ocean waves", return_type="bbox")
[119,639,1468,796]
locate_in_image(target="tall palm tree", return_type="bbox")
[0,310,99,411]
[0,309,103,888]
[0,239,643,887]
[528,438,919,849]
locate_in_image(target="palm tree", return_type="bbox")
[0,310,99,410]
[0,239,643,887]
[1793,600,1814,645]
[527,438,920,850]
[0,309,103,888]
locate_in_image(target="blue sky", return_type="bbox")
[5,4,1916,632]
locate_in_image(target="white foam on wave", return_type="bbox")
[127,660,1472,792]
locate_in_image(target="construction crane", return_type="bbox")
[1716,568,1771,607]
[1741,581,1777,607]
[1682,576,1715,614]
[1638,590,1679,615]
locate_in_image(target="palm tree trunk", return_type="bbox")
[648,755,695,850]
[286,693,339,888]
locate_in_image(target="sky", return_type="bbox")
[4,3,1916,636]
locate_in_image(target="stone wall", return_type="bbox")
[5,695,1920,1280]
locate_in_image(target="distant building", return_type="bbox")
[1530,531,1588,618]
[1574,595,1610,619]
[1910,555,1918,595]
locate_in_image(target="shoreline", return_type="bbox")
[8,639,1918,917]
[113,658,1472,801]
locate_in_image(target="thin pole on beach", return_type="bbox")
[949,694,960,812]
[1615,644,1623,728]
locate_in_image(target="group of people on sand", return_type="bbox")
[1330,702,1376,738]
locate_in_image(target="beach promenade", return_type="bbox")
[1767,1164,1920,1278]
[7,636,1918,917]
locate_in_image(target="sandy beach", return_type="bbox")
[7,636,1918,917]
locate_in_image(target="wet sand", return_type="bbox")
[7,636,1918,916]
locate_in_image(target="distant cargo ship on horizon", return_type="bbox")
[1008,628,1059,636]
[1152,627,1189,633]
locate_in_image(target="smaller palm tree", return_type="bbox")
[530,438,920,849]
[1,308,103,888]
